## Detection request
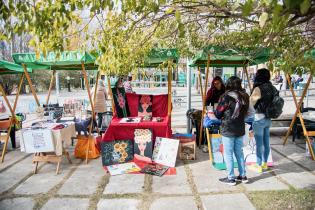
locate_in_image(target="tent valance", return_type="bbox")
[142,48,179,68]
[0,60,32,75]
[190,45,273,67]
[12,51,98,70]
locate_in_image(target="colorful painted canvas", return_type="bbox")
[101,140,134,166]
[112,87,129,118]
[152,137,179,167]
[134,129,153,162]
[138,95,153,117]
[140,164,169,176]
[243,125,273,166]
[208,133,238,170]
[107,162,141,176]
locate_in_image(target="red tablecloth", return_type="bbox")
[101,117,172,142]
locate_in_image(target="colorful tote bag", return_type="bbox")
[112,87,129,118]
[101,140,134,166]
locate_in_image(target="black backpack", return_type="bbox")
[265,88,284,119]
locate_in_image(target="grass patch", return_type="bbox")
[248,189,315,210]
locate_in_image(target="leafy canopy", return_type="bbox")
[1,0,314,74]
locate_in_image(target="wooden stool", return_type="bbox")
[174,134,196,160]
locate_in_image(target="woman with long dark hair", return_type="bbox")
[206,76,225,107]
[249,68,274,173]
[214,76,249,185]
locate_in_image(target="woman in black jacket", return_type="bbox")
[215,76,249,186]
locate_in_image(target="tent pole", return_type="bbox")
[1,73,26,163]
[244,65,252,92]
[0,84,15,163]
[0,84,14,116]
[46,70,56,106]
[81,62,95,164]
[199,54,210,146]
[1,118,13,163]
[282,74,314,160]
[283,74,312,145]
[197,67,203,98]
[93,71,100,135]
[186,58,192,133]
[13,73,25,112]
[107,76,115,113]
[167,60,173,116]
[23,64,40,107]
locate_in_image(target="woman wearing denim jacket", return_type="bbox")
[249,68,274,173]
[214,76,249,186]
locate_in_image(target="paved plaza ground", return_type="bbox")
[0,87,314,210]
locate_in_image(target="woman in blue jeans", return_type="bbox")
[215,76,249,185]
[250,68,274,173]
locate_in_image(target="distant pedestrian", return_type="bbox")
[124,76,134,93]
[92,79,107,128]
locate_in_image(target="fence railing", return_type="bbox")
[131,81,185,88]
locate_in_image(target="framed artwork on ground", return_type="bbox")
[134,129,153,162]
[152,137,179,167]
[101,140,134,166]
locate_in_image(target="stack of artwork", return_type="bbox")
[101,129,180,176]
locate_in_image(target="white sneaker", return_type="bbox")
[202,145,209,153]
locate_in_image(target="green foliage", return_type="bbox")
[242,0,254,16]
[0,0,314,75]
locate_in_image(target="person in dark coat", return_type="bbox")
[206,76,225,107]
[214,76,249,186]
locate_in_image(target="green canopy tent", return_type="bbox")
[142,48,179,68]
[189,45,274,163]
[12,51,99,172]
[142,48,179,116]
[0,60,32,163]
[190,46,272,67]
[12,51,98,106]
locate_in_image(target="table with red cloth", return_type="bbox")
[102,117,172,142]
[101,93,172,143]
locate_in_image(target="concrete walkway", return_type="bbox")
[0,136,314,210]
[0,88,314,210]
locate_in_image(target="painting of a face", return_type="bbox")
[138,141,147,154]
[138,95,152,117]
[134,129,153,161]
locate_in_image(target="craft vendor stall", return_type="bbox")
[99,49,181,176]
[12,51,101,172]
[102,49,179,143]
[0,60,32,163]
[190,46,274,169]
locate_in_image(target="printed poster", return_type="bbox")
[152,137,179,167]
[107,162,141,176]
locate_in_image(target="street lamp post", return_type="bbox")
[66,76,71,92]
